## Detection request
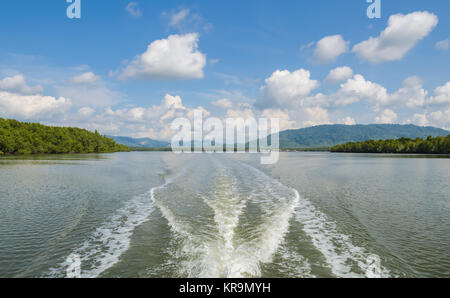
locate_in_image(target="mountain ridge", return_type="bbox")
[110,124,450,149]
[107,136,170,148]
[277,124,450,148]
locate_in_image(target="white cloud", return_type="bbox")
[70,72,100,85]
[429,82,450,105]
[435,39,449,51]
[92,94,210,140]
[302,107,330,127]
[407,109,450,129]
[313,35,349,63]
[429,109,450,128]
[226,108,255,119]
[374,109,398,124]
[336,74,388,106]
[353,11,438,63]
[258,69,319,108]
[389,76,428,108]
[261,109,296,132]
[211,98,233,109]
[120,33,207,80]
[325,66,353,84]
[409,113,429,126]
[0,74,43,95]
[340,116,356,125]
[125,2,142,18]
[0,91,71,119]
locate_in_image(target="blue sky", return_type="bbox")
[0,0,449,139]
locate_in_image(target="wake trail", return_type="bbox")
[47,166,188,278]
[151,156,305,277]
[47,190,155,278]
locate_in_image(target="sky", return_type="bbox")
[0,0,449,140]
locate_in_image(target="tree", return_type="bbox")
[330,135,450,154]
[0,118,130,155]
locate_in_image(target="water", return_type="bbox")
[0,152,448,278]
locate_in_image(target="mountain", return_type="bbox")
[109,124,450,150]
[108,136,169,148]
[277,124,450,148]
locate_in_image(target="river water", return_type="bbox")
[0,152,448,278]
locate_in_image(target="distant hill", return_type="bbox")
[108,136,170,148]
[278,124,450,148]
[109,124,449,150]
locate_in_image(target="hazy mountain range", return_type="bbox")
[110,124,450,149]
[277,124,449,148]
[107,136,170,148]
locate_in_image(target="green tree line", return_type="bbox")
[330,135,450,154]
[0,118,130,155]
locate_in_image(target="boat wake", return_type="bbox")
[48,155,389,278]
[151,157,302,277]
[47,190,155,278]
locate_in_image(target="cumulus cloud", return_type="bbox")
[0,91,71,119]
[313,35,349,63]
[325,66,353,84]
[302,107,330,127]
[125,2,142,18]
[254,65,450,130]
[353,11,438,63]
[120,33,207,80]
[435,39,449,51]
[409,113,429,126]
[0,74,43,95]
[92,94,210,140]
[389,76,428,108]
[374,109,398,124]
[336,74,388,106]
[226,108,255,119]
[407,109,450,129]
[429,109,450,128]
[429,82,450,105]
[340,116,356,125]
[70,72,100,85]
[257,69,319,109]
[261,109,295,132]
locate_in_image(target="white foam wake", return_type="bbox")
[151,158,304,278]
[200,170,249,277]
[295,198,390,277]
[233,159,391,278]
[229,188,300,277]
[48,190,155,278]
[205,160,302,278]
